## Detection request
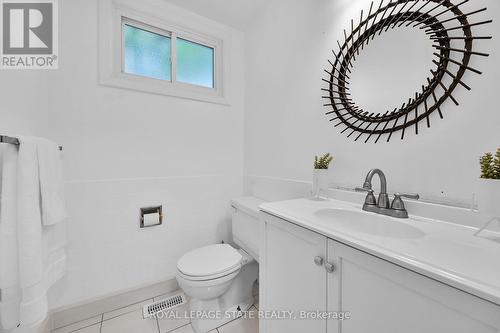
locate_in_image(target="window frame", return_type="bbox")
[99,0,229,105]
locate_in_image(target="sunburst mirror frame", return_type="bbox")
[323,0,492,143]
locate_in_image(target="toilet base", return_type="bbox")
[189,261,258,333]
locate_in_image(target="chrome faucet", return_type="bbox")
[356,169,420,218]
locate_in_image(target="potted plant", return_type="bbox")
[312,153,333,200]
[478,147,500,217]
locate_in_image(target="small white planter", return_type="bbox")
[312,169,329,200]
[477,178,500,217]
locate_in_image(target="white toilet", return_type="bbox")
[176,197,263,333]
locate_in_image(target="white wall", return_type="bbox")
[0,71,49,136]
[244,0,500,205]
[44,0,245,309]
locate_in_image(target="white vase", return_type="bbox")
[312,169,329,200]
[477,178,500,217]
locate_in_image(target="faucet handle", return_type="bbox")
[391,192,420,211]
[356,187,377,206]
[394,192,420,200]
[355,187,373,193]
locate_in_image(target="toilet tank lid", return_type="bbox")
[231,197,266,218]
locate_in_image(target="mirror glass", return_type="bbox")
[348,28,435,115]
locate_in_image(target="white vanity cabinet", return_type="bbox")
[327,239,500,333]
[260,211,328,332]
[260,212,500,333]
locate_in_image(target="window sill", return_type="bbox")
[100,72,230,105]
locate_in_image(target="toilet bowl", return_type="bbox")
[175,197,263,333]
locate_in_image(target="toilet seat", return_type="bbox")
[177,266,241,284]
[177,244,243,281]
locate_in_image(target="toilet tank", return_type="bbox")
[231,197,264,262]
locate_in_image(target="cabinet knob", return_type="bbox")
[325,262,335,273]
[314,256,324,266]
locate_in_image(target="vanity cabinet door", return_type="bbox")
[327,239,500,333]
[260,213,328,333]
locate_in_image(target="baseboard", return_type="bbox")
[38,313,53,333]
[52,278,179,329]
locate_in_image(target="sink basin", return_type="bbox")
[314,208,426,239]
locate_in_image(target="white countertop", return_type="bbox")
[231,197,265,218]
[260,197,500,306]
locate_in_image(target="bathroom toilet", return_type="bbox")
[176,197,263,333]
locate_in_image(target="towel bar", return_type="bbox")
[0,135,63,151]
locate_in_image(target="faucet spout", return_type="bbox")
[363,169,387,194]
[363,169,389,208]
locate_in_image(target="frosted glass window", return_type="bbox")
[123,24,171,81]
[177,38,214,88]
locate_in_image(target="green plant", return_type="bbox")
[480,148,500,179]
[495,148,500,179]
[314,153,333,169]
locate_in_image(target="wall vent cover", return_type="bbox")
[142,293,186,318]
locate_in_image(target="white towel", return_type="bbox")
[0,144,22,329]
[37,138,67,226]
[0,137,67,331]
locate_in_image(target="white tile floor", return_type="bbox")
[53,286,259,333]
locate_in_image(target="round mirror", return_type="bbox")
[323,0,491,143]
[348,28,435,115]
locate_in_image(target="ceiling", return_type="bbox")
[164,0,268,31]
